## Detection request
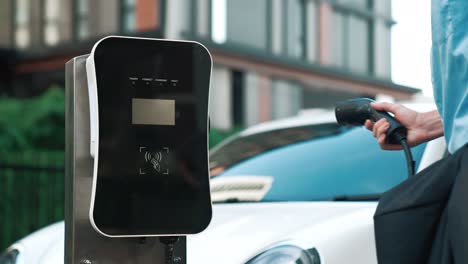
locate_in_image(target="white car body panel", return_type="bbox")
[189,202,378,264]
[7,222,63,264]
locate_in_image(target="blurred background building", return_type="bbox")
[0,0,418,130]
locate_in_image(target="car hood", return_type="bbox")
[17,202,377,264]
[188,202,377,263]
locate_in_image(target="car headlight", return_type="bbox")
[0,246,23,264]
[245,245,321,264]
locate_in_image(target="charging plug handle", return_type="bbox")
[335,98,407,144]
[335,98,415,177]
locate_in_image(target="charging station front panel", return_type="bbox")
[91,37,212,236]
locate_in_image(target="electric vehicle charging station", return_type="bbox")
[65,36,213,264]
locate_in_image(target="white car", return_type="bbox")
[0,102,446,264]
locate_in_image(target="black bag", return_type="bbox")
[374,144,468,264]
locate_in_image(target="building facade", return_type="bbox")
[0,0,418,130]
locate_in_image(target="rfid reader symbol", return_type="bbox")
[145,151,162,172]
[139,147,170,175]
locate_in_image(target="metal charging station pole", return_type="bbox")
[65,55,187,264]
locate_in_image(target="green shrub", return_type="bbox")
[0,87,65,152]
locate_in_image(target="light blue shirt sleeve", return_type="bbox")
[431,0,468,153]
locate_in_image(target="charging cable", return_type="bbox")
[399,138,415,177]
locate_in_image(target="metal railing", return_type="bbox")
[0,151,64,251]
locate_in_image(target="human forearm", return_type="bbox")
[418,110,444,141]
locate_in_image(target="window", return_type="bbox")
[196,0,210,37]
[331,10,371,74]
[348,16,369,73]
[210,123,344,177]
[269,0,318,60]
[232,71,244,126]
[374,20,391,78]
[305,0,318,62]
[211,0,317,61]
[212,0,268,49]
[122,0,136,32]
[76,0,90,39]
[44,0,60,45]
[375,0,391,16]
[331,11,345,67]
[15,0,30,48]
[329,0,395,75]
[271,80,302,120]
[286,0,305,58]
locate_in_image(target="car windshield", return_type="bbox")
[209,123,426,202]
[210,123,344,176]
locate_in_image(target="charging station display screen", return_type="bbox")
[91,37,212,236]
[132,98,175,125]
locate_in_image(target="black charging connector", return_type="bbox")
[335,98,415,177]
[159,236,180,264]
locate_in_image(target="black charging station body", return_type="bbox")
[86,36,212,237]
